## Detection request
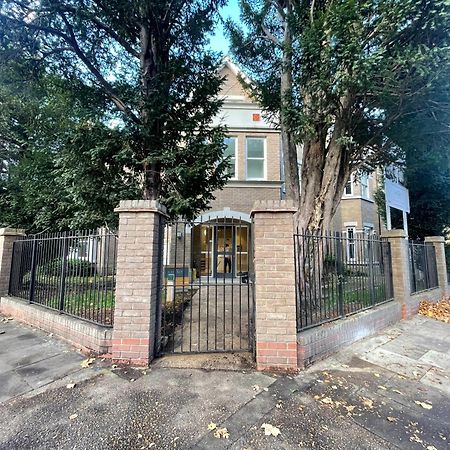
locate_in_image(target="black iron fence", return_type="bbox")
[159,216,254,354]
[9,229,117,327]
[408,241,439,294]
[294,230,394,331]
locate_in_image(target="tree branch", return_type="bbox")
[58,12,140,124]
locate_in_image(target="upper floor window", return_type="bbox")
[246,137,265,180]
[223,137,237,178]
[360,173,369,199]
[344,175,354,196]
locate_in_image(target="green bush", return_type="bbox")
[39,258,96,277]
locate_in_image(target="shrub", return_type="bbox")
[39,258,96,277]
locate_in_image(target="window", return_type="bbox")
[223,137,237,178]
[346,227,356,261]
[246,137,265,180]
[360,173,369,199]
[344,175,354,196]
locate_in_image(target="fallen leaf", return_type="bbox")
[261,423,281,437]
[392,389,403,395]
[387,417,398,422]
[66,383,76,389]
[412,371,420,377]
[378,385,387,391]
[345,405,356,413]
[276,403,283,409]
[410,435,423,444]
[427,446,437,450]
[69,414,78,420]
[207,423,217,431]
[80,358,95,369]
[252,385,260,391]
[362,398,374,408]
[321,397,333,405]
[213,427,229,439]
[373,373,380,378]
[414,401,432,410]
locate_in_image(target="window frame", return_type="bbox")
[223,136,238,180]
[360,173,369,199]
[346,226,356,262]
[245,136,266,181]
[344,174,354,196]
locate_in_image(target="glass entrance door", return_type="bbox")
[215,226,234,278]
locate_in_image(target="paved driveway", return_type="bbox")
[0,314,449,449]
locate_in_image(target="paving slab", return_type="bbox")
[0,314,449,449]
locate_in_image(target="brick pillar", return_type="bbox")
[251,199,298,372]
[112,200,167,366]
[0,228,25,297]
[381,229,410,318]
[424,236,449,297]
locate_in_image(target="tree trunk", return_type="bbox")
[296,117,352,232]
[280,1,300,205]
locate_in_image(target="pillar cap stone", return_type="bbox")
[251,199,297,216]
[381,229,407,239]
[0,228,26,237]
[114,200,168,216]
[424,236,445,243]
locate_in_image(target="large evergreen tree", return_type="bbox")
[0,0,229,221]
[228,0,450,230]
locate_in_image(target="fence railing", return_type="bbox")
[408,241,439,294]
[8,229,117,327]
[294,230,394,331]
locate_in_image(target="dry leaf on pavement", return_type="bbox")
[66,383,76,389]
[80,358,95,368]
[387,417,398,422]
[261,423,281,437]
[362,398,374,408]
[213,427,229,439]
[414,401,433,410]
[69,414,78,420]
[207,423,217,431]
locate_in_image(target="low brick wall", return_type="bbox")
[0,296,112,354]
[402,287,443,319]
[297,301,402,369]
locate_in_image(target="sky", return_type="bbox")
[209,1,241,55]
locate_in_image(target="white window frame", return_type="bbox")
[344,174,354,196]
[346,227,356,262]
[360,173,369,199]
[224,136,238,180]
[245,137,266,181]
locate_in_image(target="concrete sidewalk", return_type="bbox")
[0,314,449,449]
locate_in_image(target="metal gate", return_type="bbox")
[157,216,255,354]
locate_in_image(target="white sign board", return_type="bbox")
[385,179,410,213]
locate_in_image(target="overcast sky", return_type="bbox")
[209,1,241,55]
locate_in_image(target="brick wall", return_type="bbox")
[0,228,25,296]
[297,302,402,369]
[251,200,298,372]
[210,185,281,215]
[111,200,166,366]
[0,296,112,354]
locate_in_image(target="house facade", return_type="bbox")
[165,59,387,281]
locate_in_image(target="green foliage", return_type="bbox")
[39,258,97,278]
[0,0,229,228]
[228,0,450,228]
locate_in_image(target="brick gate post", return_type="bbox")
[0,228,25,297]
[424,236,449,297]
[251,200,298,372]
[112,200,167,366]
[381,230,411,318]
